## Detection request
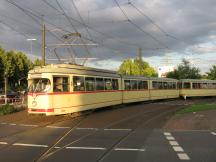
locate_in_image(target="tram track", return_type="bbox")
[34,105,182,162]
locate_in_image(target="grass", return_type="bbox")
[177,103,216,114]
[0,104,18,115]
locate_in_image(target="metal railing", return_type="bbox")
[0,96,26,106]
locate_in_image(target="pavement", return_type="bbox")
[0,100,215,162]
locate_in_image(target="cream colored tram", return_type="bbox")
[179,79,216,98]
[28,64,122,115]
[149,77,179,100]
[121,76,179,103]
[122,76,150,103]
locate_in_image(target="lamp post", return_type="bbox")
[27,38,37,55]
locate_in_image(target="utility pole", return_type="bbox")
[138,48,142,76]
[4,72,7,105]
[41,24,46,66]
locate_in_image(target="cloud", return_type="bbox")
[0,0,215,72]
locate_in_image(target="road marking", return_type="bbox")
[76,127,98,130]
[164,132,171,136]
[9,123,16,126]
[0,142,8,145]
[19,124,38,127]
[177,153,190,160]
[166,136,175,140]
[211,132,216,136]
[104,128,132,131]
[169,141,179,146]
[46,126,70,129]
[173,146,184,152]
[54,146,61,149]
[66,146,106,150]
[114,148,145,151]
[164,132,190,161]
[0,122,7,125]
[13,143,48,148]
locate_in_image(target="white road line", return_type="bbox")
[169,141,179,146]
[173,146,184,152]
[9,123,16,126]
[114,148,145,151]
[54,146,61,149]
[0,142,8,145]
[46,126,70,129]
[164,132,171,136]
[13,143,48,148]
[66,146,106,150]
[76,127,98,130]
[0,122,7,125]
[177,153,190,160]
[166,136,175,140]
[19,124,38,127]
[211,132,216,136]
[104,128,132,131]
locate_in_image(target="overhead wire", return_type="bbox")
[113,0,169,49]
[128,2,187,44]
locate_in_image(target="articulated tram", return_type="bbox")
[27,64,216,115]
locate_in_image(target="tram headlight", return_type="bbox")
[32,101,37,107]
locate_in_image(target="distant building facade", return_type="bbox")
[158,66,175,78]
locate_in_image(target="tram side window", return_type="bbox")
[85,77,95,91]
[124,80,131,90]
[192,83,200,89]
[158,82,163,89]
[131,80,137,90]
[112,79,119,90]
[105,79,112,90]
[96,78,104,90]
[178,82,182,89]
[53,77,69,92]
[167,82,172,89]
[143,81,148,89]
[152,81,158,89]
[138,80,148,90]
[173,82,177,89]
[163,82,168,89]
[73,76,85,91]
[183,82,191,89]
[138,80,143,89]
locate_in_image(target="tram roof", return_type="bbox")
[29,64,120,77]
[179,79,216,83]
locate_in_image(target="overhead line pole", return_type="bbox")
[42,24,46,66]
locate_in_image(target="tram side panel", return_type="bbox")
[149,81,179,100]
[179,81,216,98]
[122,79,150,103]
[52,76,122,115]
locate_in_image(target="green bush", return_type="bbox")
[0,104,17,115]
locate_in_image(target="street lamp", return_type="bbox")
[27,38,37,55]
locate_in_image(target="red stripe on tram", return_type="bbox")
[28,108,54,112]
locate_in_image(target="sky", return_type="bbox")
[0,0,216,73]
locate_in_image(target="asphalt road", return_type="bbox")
[0,101,215,162]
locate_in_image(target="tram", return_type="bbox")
[27,64,216,115]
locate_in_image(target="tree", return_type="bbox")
[166,59,201,79]
[0,47,34,90]
[206,65,216,79]
[33,58,43,67]
[118,57,157,77]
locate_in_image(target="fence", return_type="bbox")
[0,96,26,106]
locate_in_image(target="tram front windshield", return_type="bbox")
[28,78,51,93]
